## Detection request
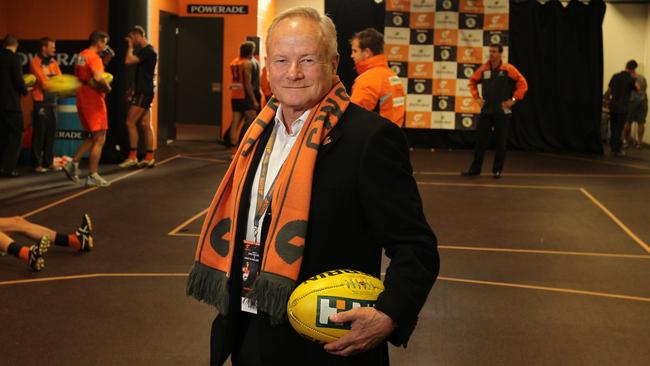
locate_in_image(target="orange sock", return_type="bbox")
[145,151,154,161]
[68,234,81,250]
[129,149,137,160]
[18,246,30,263]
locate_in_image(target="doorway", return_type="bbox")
[158,14,224,142]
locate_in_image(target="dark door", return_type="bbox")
[158,10,178,143]
[176,17,224,126]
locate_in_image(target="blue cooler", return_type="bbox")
[54,97,86,157]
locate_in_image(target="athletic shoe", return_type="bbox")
[119,158,139,168]
[35,235,50,255]
[28,236,50,271]
[137,159,156,168]
[75,214,93,252]
[62,161,80,182]
[85,173,110,187]
[34,166,48,173]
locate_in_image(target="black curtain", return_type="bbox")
[509,0,605,153]
[326,0,606,153]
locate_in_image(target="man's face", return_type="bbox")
[128,32,142,45]
[266,17,339,115]
[489,46,501,63]
[41,41,56,57]
[97,38,108,52]
[350,39,368,64]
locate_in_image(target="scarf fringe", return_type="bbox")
[186,262,230,315]
[248,272,296,325]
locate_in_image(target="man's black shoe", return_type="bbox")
[460,170,480,177]
[493,171,502,179]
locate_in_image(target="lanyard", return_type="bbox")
[253,123,280,240]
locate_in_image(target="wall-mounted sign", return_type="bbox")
[187,4,248,14]
[17,40,87,74]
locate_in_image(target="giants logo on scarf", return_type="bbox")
[385,0,509,130]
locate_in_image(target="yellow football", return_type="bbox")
[44,74,81,97]
[89,72,113,88]
[23,73,36,87]
[287,269,384,343]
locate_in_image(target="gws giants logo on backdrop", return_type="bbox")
[406,111,432,128]
[387,45,409,62]
[457,46,483,64]
[387,0,410,11]
[484,14,508,30]
[460,0,484,13]
[434,29,458,45]
[408,62,433,78]
[411,13,434,28]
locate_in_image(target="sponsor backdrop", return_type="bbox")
[384,0,509,130]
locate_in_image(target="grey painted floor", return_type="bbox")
[1,142,649,365]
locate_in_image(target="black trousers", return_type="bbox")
[31,103,57,167]
[469,112,510,173]
[609,112,626,153]
[0,110,24,172]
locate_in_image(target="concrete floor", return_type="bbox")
[1,142,649,365]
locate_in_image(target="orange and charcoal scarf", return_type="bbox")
[187,78,350,324]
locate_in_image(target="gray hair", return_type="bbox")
[266,6,338,60]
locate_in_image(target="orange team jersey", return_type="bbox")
[261,66,272,99]
[29,55,62,102]
[230,57,248,100]
[75,48,108,132]
[351,54,406,127]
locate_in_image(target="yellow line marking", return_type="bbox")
[438,276,650,303]
[3,272,648,303]
[417,181,577,191]
[0,272,188,286]
[579,188,650,254]
[21,155,181,219]
[169,233,201,237]
[537,153,650,171]
[414,171,650,178]
[439,245,650,259]
[168,208,209,235]
[179,155,230,164]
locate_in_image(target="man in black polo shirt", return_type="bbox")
[607,60,640,157]
[119,25,158,168]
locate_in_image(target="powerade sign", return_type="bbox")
[17,40,87,74]
[56,130,87,140]
[187,4,248,14]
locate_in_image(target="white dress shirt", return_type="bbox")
[245,105,309,243]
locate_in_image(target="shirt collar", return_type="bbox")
[274,104,310,136]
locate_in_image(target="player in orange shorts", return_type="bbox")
[62,31,112,187]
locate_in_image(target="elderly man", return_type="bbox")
[187,7,438,366]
